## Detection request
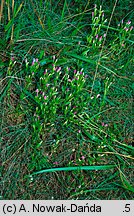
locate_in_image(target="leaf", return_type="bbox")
[120,171,134,193]
[5,2,23,31]
[13,2,24,17]
[0,61,5,68]
[30,165,116,176]
[5,19,14,31]
[83,130,101,142]
[39,50,45,59]
[55,58,68,66]
[40,58,52,66]
[105,97,115,106]
[40,59,46,66]
[66,53,96,65]
[0,79,12,102]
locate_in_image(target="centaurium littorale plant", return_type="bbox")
[87,5,107,49]
[117,19,133,47]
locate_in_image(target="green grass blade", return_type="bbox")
[31,165,116,176]
[120,170,134,193]
[61,0,67,21]
[66,53,96,65]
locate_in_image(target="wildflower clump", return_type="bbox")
[87,4,107,49]
[22,56,91,147]
[117,19,133,47]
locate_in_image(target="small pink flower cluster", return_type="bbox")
[118,20,133,31]
[32,58,39,66]
[95,34,104,41]
[35,89,39,96]
[35,89,47,100]
[52,65,62,72]
[101,122,108,127]
[66,68,85,83]
[53,161,59,165]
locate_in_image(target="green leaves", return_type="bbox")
[5,2,23,31]
[4,1,23,42]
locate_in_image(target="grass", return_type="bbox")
[0,0,134,200]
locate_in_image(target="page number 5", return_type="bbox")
[124,204,131,212]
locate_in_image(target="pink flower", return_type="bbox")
[130,26,133,31]
[32,58,35,65]
[44,96,47,100]
[102,122,105,126]
[44,69,47,74]
[35,89,39,96]
[92,12,94,17]
[79,71,83,75]
[126,20,131,25]
[124,27,129,32]
[53,161,58,165]
[74,69,77,74]
[52,64,56,70]
[56,67,61,72]
[121,44,125,47]
[11,56,15,61]
[103,33,106,38]
[105,123,108,127]
[78,130,81,133]
[81,156,85,160]
[67,67,70,71]
[95,34,98,39]
[99,36,102,41]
